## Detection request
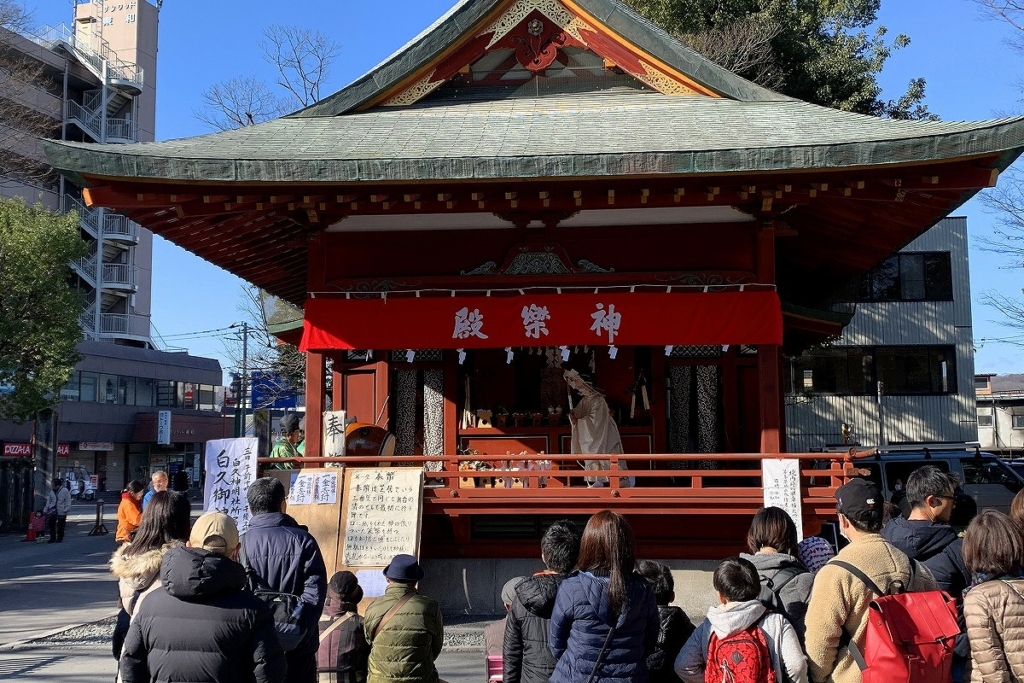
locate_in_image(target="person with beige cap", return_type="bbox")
[119,511,287,683]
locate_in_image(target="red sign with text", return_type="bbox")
[300,289,783,351]
[2,443,71,457]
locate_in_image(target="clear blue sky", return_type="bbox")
[28,0,1024,377]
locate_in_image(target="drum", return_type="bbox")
[345,423,396,457]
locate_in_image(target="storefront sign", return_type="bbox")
[79,442,114,451]
[301,289,783,351]
[762,458,804,542]
[157,410,172,445]
[203,437,258,533]
[2,443,70,457]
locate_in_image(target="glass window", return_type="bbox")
[899,254,926,300]
[156,380,176,407]
[60,373,80,402]
[198,385,217,411]
[1013,415,1024,430]
[136,378,154,407]
[975,376,990,390]
[118,376,136,406]
[99,374,119,404]
[857,252,953,302]
[182,383,196,410]
[876,347,955,395]
[962,459,1023,492]
[79,372,98,402]
[871,257,901,301]
[884,460,950,495]
[924,253,953,300]
[978,414,994,427]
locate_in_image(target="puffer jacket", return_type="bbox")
[363,582,443,683]
[804,533,938,683]
[242,512,328,655]
[549,570,659,683]
[673,599,807,683]
[109,541,183,617]
[119,546,286,683]
[964,578,1024,683]
[116,493,142,543]
[317,598,369,678]
[882,517,971,600]
[739,551,814,640]
[647,605,694,683]
[504,573,566,683]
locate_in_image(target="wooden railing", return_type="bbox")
[258,451,852,518]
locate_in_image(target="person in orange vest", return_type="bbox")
[116,480,145,544]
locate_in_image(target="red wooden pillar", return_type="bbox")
[304,351,326,459]
[758,225,782,453]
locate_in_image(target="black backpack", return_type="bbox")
[757,565,803,618]
[239,544,306,651]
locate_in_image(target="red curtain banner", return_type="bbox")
[300,290,783,351]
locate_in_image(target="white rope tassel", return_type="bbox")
[406,349,415,363]
[457,348,466,365]
[505,347,514,364]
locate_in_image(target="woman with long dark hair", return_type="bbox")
[549,510,659,683]
[109,490,191,658]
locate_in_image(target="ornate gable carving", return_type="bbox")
[461,243,614,276]
[376,0,715,108]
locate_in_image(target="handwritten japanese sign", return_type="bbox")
[342,468,423,567]
[323,410,347,458]
[203,438,258,534]
[314,471,339,504]
[289,473,315,505]
[762,458,804,542]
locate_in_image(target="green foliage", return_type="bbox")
[625,0,936,118]
[0,198,86,421]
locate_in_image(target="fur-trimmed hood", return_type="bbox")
[110,541,183,592]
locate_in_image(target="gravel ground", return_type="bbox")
[30,613,498,651]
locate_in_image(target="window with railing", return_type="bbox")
[787,345,957,396]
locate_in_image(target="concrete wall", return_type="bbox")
[420,558,719,621]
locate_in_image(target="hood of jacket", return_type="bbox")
[705,599,767,639]
[516,573,565,618]
[575,570,652,627]
[160,546,247,601]
[247,511,302,530]
[882,517,959,559]
[739,551,806,573]
[121,491,141,508]
[110,541,184,591]
[324,598,359,618]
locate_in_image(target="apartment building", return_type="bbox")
[786,217,978,450]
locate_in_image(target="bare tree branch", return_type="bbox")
[258,24,340,107]
[193,76,290,132]
[680,17,786,91]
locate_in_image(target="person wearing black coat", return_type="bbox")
[244,477,328,683]
[120,512,286,683]
[504,519,582,683]
[637,561,694,683]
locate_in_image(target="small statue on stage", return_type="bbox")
[564,369,633,487]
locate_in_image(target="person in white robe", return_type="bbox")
[565,369,633,487]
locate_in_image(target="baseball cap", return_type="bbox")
[835,478,882,521]
[189,511,239,555]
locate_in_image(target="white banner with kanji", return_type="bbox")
[204,437,258,534]
[762,458,804,542]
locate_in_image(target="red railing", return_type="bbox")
[258,451,852,518]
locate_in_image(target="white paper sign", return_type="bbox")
[342,468,423,567]
[762,458,804,542]
[203,437,258,533]
[288,473,315,505]
[356,569,388,598]
[314,471,339,504]
[323,410,346,458]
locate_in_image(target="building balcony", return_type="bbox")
[62,194,99,239]
[101,263,137,292]
[102,213,140,244]
[65,101,138,143]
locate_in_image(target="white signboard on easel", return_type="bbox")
[762,458,804,542]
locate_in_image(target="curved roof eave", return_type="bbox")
[291,0,791,118]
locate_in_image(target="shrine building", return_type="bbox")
[45,0,1024,598]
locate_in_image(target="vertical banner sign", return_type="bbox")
[157,410,172,445]
[204,437,258,533]
[323,410,346,458]
[762,458,804,542]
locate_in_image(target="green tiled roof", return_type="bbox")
[43,91,1024,185]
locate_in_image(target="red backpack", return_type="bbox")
[704,618,778,683]
[831,560,960,683]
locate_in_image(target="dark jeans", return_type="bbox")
[48,514,66,542]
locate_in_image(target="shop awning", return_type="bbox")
[299,288,783,351]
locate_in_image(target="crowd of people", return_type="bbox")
[105,465,1024,683]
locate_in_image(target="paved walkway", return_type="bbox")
[0,500,486,681]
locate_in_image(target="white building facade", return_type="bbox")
[786,217,978,450]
